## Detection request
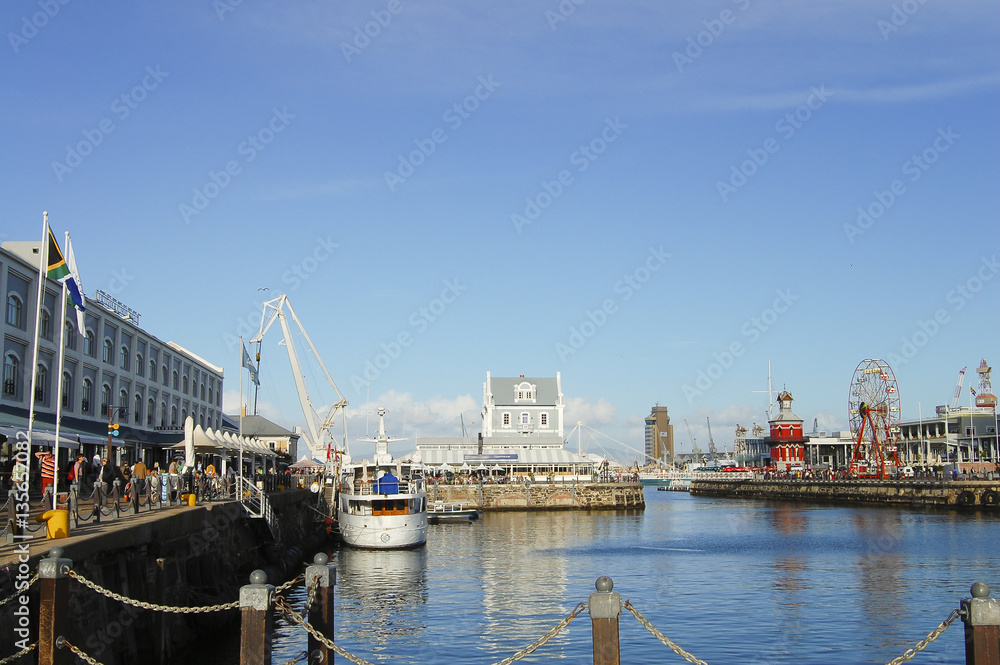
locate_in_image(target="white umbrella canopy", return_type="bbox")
[460,462,472,471]
[439,463,454,472]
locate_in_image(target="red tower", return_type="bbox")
[768,391,806,471]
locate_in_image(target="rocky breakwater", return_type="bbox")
[429,481,645,510]
[689,478,1000,510]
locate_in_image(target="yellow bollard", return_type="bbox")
[184,493,196,506]
[36,510,70,539]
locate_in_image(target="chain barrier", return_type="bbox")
[275,595,377,665]
[276,573,305,597]
[281,650,310,665]
[490,602,587,665]
[624,601,709,665]
[67,568,239,613]
[56,637,105,665]
[302,575,321,616]
[0,573,38,608]
[0,642,35,665]
[884,608,964,665]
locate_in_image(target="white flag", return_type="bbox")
[64,234,86,336]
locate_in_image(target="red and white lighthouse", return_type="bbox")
[768,390,806,471]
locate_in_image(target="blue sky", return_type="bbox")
[2,1,998,461]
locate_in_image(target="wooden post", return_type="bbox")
[962,582,1000,665]
[38,547,73,665]
[239,569,274,665]
[589,576,621,665]
[306,552,337,664]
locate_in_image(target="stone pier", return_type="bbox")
[428,482,645,511]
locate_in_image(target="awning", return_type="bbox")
[0,426,79,450]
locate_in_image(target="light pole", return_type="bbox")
[106,405,128,462]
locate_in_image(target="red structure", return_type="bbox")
[768,391,806,471]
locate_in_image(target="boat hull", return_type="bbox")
[337,508,428,549]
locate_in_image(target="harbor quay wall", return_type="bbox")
[428,482,645,510]
[0,490,325,665]
[689,478,1000,510]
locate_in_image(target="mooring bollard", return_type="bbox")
[589,576,622,665]
[962,582,1000,665]
[240,569,275,665]
[38,546,73,665]
[306,552,337,664]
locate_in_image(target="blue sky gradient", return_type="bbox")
[2,1,997,460]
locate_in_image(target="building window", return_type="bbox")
[147,398,155,426]
[39,310,51,340]
[103,339,113,363]
[2,354,18,396]
[119,389,127,410]
[84,330,95,356]
[134,394,142,423]
[160,402,167,427]
[62,372,72,408]
[101,384,111,414]
[170,405,177,426]
[120,346,130,371]
[502,412,510,427]
[540,413,548,427]
[81,378,92,413]
[182,375,188,394]
[514,382,536,403]
[173,370,179,391]
[162,365,168,386]
[64,322,76,350]
[520,412,529,425]
[149,359,156,382]
[135,354,143,378]
[6,294,22,328]
[200,383,205,401]
[35,365,47,403]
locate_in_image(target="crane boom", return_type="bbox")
[706,416,717,458]
[684,418,700,454]
[249,294,349,461]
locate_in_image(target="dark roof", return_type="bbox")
[223,413,298,439]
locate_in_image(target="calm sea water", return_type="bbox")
[268,489,999,664]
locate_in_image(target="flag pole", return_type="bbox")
[239,336,244,490]
[52,275,69,509]
[26,212,50,503]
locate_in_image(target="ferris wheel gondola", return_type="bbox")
[848,359,902,478]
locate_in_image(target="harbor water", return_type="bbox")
[268,488,999,664]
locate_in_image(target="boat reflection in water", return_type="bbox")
[333,546,429,653]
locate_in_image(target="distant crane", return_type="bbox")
[684,418,701,455]
[951,366,967,409]
[706,416,717,459]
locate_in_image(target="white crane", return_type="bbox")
[249,294,349,462]
[684,418,700,455]
[951,366,967,409]
[706,416,717,459]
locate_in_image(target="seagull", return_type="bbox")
[257,287,270,291]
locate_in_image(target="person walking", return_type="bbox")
[35,450,56,497]
[10,457,27,488]
[98,457,115,495]
[132,458,148,494]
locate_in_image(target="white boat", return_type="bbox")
[427,500,481,523]
[337,408,428,549]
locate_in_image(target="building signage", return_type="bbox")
[464,454,519,461]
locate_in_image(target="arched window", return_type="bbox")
[170,405,177,426]
[103,339,113,363]
[160,402,167,427]
[172,370,178,390]
[64,322,76,350]
[82,378,93,413]
[147,398,155,426]
[5,294,22,327]
[120,346,129,371]
[2,353,19,396]
[135,354,143,378]
[520,412,530,425]
[134,393,142,423]
[62,371,72,408]
[39,309,51,340]
[181,408,187,424]
[200,383,205,401]
[84,330,95,356]
[119,389,127,409]
[149,359,156,381]
[101,383,111,412]
[182,375,188,394]
[34,364,47,402]
[161,365,168,386]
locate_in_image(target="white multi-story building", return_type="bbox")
[1,239,224,466]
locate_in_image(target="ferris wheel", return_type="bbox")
[848,359,902,478]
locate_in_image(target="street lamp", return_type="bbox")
[106,405,128,461]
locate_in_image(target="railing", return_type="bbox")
[237,476,280,541]
[341,478,426,496]
[13,547,999,665]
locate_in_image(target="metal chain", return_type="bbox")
[0,573,39,608]
[302,575,320,616]
[67,569,239,613]
[884,608,964,665]
[57,638,105,665]
[276,573,305,596]
[624,601,709,665]
[0,642,35,665]
[281,650,310,665]
[275,595,377,665]
[491,602,588,665]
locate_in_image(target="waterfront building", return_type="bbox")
[0,239,224,469]
[644,405,674,465]
[895,406,998,473]
[734,422,771,467]
[767,391,806,471]
[224,411,300,463]
[411,372,596,480]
